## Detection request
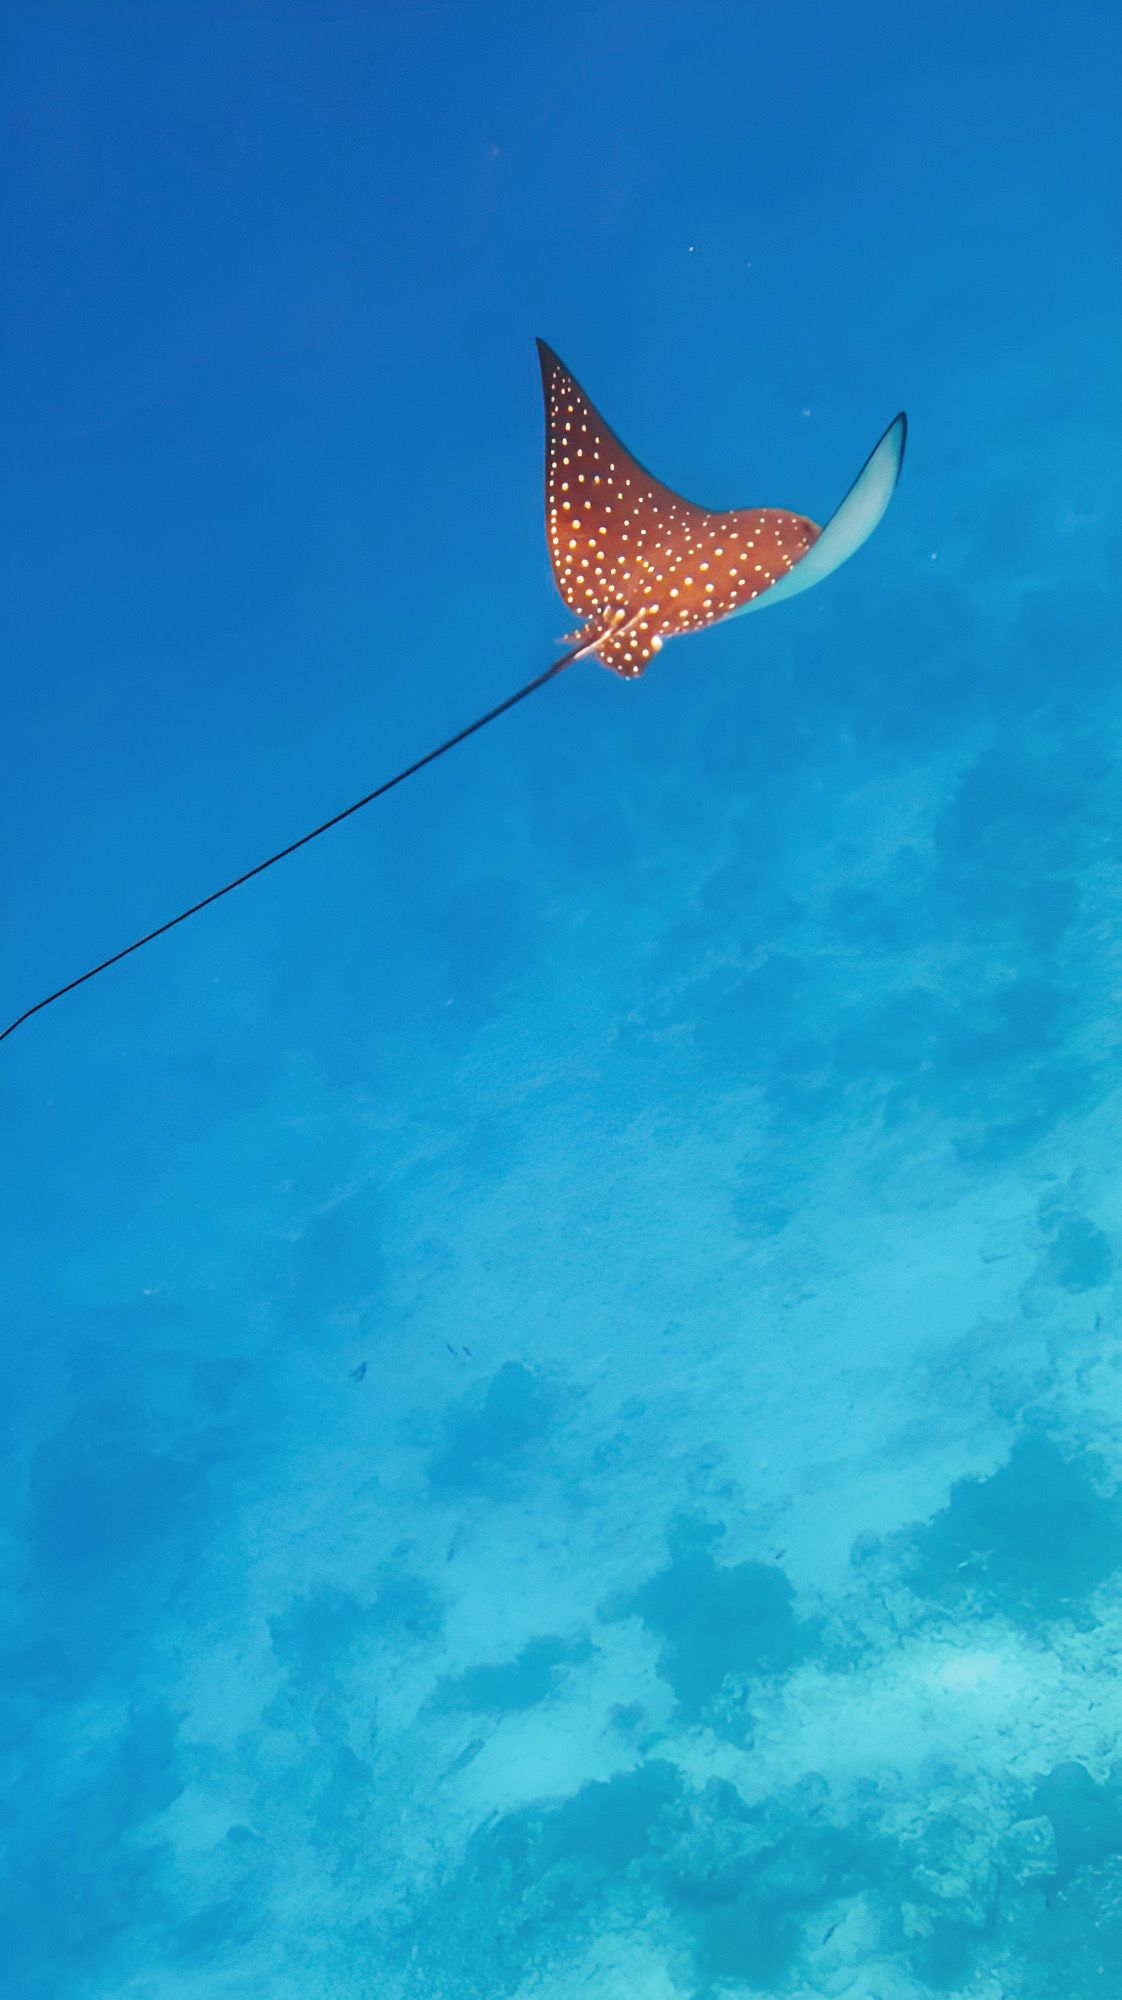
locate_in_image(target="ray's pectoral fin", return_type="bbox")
[736,411,907,616]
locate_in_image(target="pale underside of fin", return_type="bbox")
[733,411,907,616]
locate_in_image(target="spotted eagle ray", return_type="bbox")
[1,343,905,1042]
[538,339,905,676]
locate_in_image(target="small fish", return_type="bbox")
[441,1736,485,1779]
[350,1361,368,1382]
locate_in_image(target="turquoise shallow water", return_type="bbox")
[3,6,1122,1996]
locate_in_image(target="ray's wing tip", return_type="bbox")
[864,409,907,500]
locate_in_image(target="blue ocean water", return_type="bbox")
[3,4,1122,1995]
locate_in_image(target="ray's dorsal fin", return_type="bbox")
[538,338,904,676]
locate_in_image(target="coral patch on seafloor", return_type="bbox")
[903,1434,1122,1627]
[615,1517,812,1721]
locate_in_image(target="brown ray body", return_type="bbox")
[539,339,820,677]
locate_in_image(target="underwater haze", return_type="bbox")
[4,4,1122,1996]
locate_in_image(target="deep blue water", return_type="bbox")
[3,5,1122,1996]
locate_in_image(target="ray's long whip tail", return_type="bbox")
[1,640,595,1045]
